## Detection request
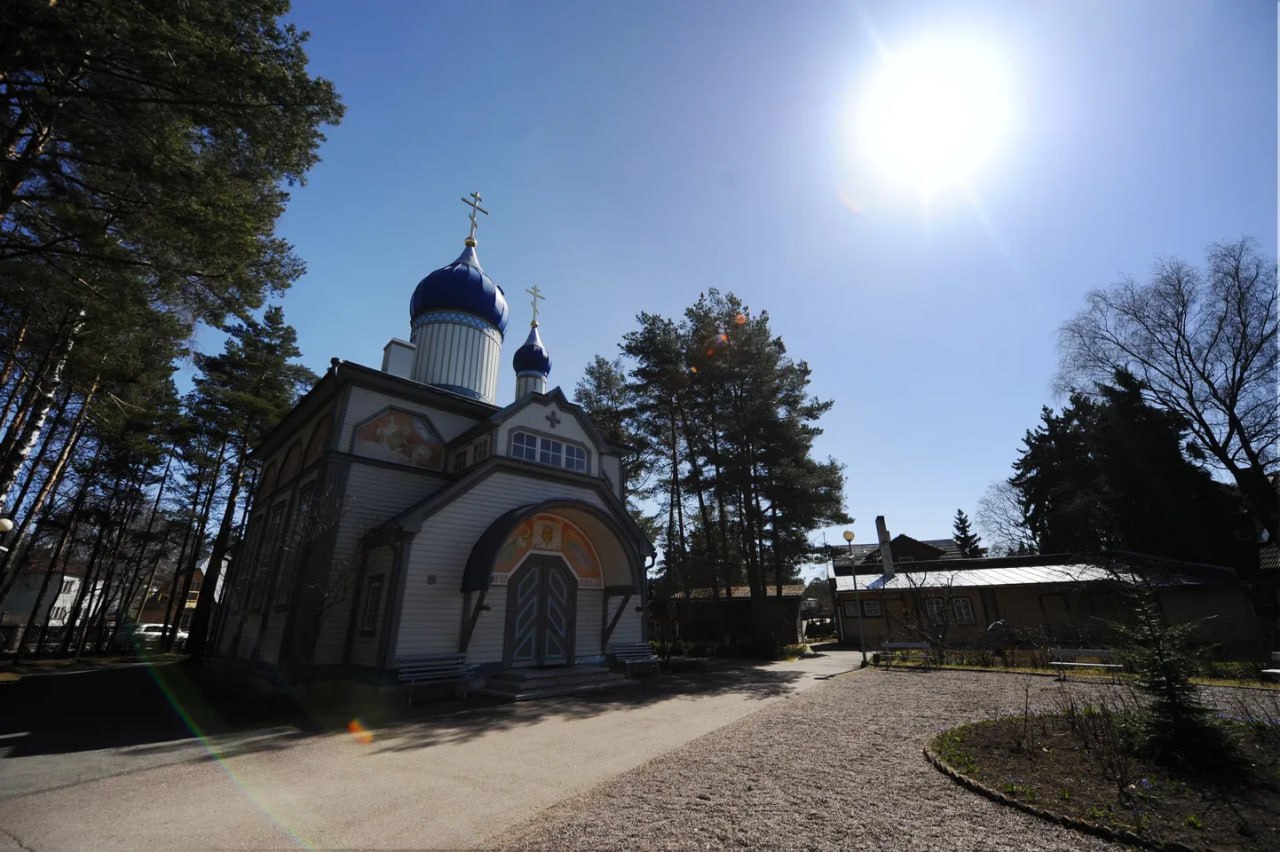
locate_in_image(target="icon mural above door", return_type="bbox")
[492,514,602,588]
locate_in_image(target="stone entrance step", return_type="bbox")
[476,664,639,702]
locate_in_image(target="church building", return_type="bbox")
[210,196,653,690]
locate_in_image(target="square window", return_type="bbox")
[361,576,384,634]
[952,597,975,625]
[539,438,563,467]
[564,444,586,473]
[842,601,860,618]
[861,599,882,618]
[512,432,537,461]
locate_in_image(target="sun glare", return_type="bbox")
[857,35,1012,198]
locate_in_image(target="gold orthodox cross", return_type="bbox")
[461,191,488,242]
[525,284,544,326]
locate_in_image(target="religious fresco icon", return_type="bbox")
[491,514,602,588]
[352,409,444,470]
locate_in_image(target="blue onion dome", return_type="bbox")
[513,323,551,375]
[409,239,509,333]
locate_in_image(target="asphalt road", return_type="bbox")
[0,652,859,850]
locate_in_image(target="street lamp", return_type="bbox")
[843,529,867,665]
[0,517,13,554]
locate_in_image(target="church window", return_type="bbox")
[539,438,563,467]
[361,576,384,634]
[510,431,590,474]
[453,450,467,471]
[471,436,489,464]
[276,484,314,608]
[511,432,538,461]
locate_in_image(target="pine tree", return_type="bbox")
[605,290,850,647]
[951,509,984,558]
[183,306,316,659]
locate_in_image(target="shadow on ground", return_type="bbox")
[366,661,814,754]
[0,653,833,762]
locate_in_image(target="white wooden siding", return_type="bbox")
[576,589,603,660]
[497,402,595,470]
[310,462,446,665]
[395,470,610,663]
[609,607,644,644]
[600,454,622,499]
[464,587,506,661]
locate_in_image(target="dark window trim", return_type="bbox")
[360,575,385,636]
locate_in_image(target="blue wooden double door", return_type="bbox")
[504,555,577,667]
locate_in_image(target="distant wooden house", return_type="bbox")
[830,552,1262,656]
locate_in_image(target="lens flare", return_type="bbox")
[347,718,374,744]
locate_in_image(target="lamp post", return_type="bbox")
[843,529,866,665]
[0,517,13,554]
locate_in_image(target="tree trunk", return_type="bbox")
[0,381,95,587]
[184,442,240,660]
[0,310,84,513]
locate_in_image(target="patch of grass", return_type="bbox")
[930,711,1280,850]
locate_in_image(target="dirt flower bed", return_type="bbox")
[931,713,1280,850]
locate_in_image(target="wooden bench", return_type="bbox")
[1262,651,1280,682]
[1049,648,1121,680]
[394,653,470,705]
[880,641,931,669]
[609,642,662,676]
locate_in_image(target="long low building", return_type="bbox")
[828,552,1263,656]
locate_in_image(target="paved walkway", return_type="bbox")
[0,652,858,850]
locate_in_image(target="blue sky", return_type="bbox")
[264,0,1277,563]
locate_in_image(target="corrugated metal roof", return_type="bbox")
[833,563,1119,592]
[680,585,806,599]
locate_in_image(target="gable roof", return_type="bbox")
[368,454,654,560]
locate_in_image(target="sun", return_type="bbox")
[857,35,1012,197]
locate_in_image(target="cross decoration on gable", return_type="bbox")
[545,410,561,429]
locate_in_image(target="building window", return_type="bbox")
[361,576,384,634]
[539,438,563,467]
[453,451,467,472]
[862,599,882,618]
[842,601,860,618]
[60,579,73,595]
[512,432,538,461]
[926,597,947,624]
[952,597,975,625]
[510,431,590,474]
[471,436,490,464]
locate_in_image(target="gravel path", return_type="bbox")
[488,667,1127,851]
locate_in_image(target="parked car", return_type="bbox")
[109,623,188,653]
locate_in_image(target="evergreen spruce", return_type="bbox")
[951,509,985,558]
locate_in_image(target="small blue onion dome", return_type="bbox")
[513,323,551,375]
[410,241,509,333]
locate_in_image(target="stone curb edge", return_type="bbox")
[921,743,1196,852]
